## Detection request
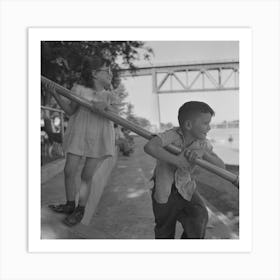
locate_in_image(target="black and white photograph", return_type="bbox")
[1,1,280,279]
[27,27,253,254]
[40,40,240,240]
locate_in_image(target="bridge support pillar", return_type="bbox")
[152,70,161,131]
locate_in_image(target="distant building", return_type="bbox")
[211,120,239,129]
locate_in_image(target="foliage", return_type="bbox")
[111,83,129,115]
[41,41,154,116]
[41,41,154,89]
[125,103,151,129]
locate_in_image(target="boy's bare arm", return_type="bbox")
[202,151,225,169]
[186,149,225,169]
[144,136,189,170]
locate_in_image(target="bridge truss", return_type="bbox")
[119,60,239,94]
[118,60,239,128]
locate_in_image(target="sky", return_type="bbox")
[120,41,239,126]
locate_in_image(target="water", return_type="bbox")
[207,128,239,165]
[208,128,239,150]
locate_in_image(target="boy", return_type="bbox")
[144,101,225,239]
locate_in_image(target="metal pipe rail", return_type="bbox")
[41,105,65,114]
[41,75,239,188]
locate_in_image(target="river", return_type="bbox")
[207,127,239,165]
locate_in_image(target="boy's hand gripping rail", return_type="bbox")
[41,76,239,188]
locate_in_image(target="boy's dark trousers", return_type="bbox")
[151,183,208,239]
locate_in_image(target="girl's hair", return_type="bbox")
[80,55,109,88]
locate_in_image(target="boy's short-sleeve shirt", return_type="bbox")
[154,127,213,203]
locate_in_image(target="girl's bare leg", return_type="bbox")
[63,157,103,226]
[79,157,103,206]
[49,153,81,214]
[64,153,81,201]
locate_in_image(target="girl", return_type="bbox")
[47,55,118,226]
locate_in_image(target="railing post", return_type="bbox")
[60,112,64,142]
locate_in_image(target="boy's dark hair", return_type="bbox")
[80,55,110,88]
[178,101,215,127]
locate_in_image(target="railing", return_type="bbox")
[41,106,65,166]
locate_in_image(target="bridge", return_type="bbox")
[118,59,239,128]
[118,59,239,94]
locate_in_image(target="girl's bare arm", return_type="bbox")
[48,87,78,116]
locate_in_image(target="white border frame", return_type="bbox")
[28,27,252,253]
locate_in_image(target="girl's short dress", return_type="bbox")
[63,84,117,159]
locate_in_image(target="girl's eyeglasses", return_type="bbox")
[98,67,112,76]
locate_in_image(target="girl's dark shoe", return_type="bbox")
[63,206,85,227]
[48,202,75,214]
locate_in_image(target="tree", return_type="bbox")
[111,83,129,115]
[41,41,153,111]
[41,41,153,89]
[125,103,151,129]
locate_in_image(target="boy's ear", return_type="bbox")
[184,120,192,130]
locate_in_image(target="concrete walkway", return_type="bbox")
[41,136,239,239]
